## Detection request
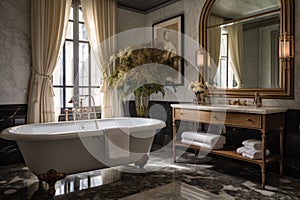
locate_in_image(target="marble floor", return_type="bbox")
[1,147,300,200]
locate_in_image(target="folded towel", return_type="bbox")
[104,128,130,159]
[181,139,224,150]
[181,131,226,146]
[242,151,270,160]
[236,146,246,154]
[237,146,270,156]
[242,139,262,150]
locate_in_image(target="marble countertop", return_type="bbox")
[170,103,288,114]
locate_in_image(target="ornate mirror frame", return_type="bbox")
[199,0,294,99]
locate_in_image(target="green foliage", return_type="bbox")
[106,47,179,98]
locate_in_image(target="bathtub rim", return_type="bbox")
[0,117,166,141]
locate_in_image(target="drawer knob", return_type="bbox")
[180,112,183,115]
[212,116,218,120]
[247,118,254,122]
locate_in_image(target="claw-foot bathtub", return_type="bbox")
[1,117,165,196]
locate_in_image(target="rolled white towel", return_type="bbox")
[242,139,262,150]
[181,139,224,150]
[241,149,270,160]
[237,146,270,156]
[181,131,226,146]
[236,146,247,154]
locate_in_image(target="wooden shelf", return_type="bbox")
[175,142,278,165]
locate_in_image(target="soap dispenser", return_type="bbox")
[253,92,262,107]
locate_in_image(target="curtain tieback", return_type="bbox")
[31,66,52,79]
[31,66,55,97]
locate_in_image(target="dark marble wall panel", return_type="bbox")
[0,104,26,165]
[283,109,300,178]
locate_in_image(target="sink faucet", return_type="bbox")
[253,92,262,107]
[232,99,241,106]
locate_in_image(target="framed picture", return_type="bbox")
[153,14,184,85]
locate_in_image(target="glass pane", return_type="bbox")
[91,87,102,107]
[66,22,73,40]
[79,88,89,95]
[79,23,88,41]
[65,88,74,106]
[66,41,74,86]
[91,54,101,87]
[220,59,228,88]
[53,51,63,86]
[53,87,63,116]
[78,43,89,86]
[220,33,227,57]
[79,7,84,22]
[69,7,73,20]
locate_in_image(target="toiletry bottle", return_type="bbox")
[253,92,262,107]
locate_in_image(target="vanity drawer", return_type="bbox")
[174,109,219,123]
[174,109,199,121]
[224,113,261,128]
[174,108,261,129]
[174,109,209,122]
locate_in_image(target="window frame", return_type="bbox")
[53,0,100,114]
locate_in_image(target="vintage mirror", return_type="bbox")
[199,0,294,98]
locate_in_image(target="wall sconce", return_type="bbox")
[279,32,294,59]
[196,48,205,68]
[196,48,211,81]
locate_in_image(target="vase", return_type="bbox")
[134,94,150,117]
[194,92,206,105]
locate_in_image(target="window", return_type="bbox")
[53,0,102,117]
[214,28,236,88]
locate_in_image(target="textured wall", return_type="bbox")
[117,8,146,33]
[0,0,31,105]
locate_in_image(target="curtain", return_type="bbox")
[27,0,71,123]
[227,24,243,88]
[207,15,224,82]
[81,0,123,118]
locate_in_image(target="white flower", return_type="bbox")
[189,80,207,94]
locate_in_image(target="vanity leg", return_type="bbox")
[261,131,266,189]
[279,127,284,176]
[261,164,266,189]
[172,120,177,163]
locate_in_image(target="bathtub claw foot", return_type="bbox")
[134,154,149,172]
[38,169,66,197]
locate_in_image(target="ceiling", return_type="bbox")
[117,0,180,14]
[211,0,280,19]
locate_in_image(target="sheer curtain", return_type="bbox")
[81,0,123,118]
[207,15,223,81]
[27,0,71,123]
[227,24,243,88]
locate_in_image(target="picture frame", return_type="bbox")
[152,14,184,85]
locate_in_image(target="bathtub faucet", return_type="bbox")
[65,95,99,128]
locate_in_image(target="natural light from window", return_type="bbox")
[53,2,102,120]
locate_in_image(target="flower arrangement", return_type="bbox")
[105,46,179,116]
[107,46,178,98]
[189,78,208,104]
[188,79,208,95]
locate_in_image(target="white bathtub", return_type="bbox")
[0,117,165,176]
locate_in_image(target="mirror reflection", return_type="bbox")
[206,0,280,89]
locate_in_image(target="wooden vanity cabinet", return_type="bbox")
[171,104,287,189]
